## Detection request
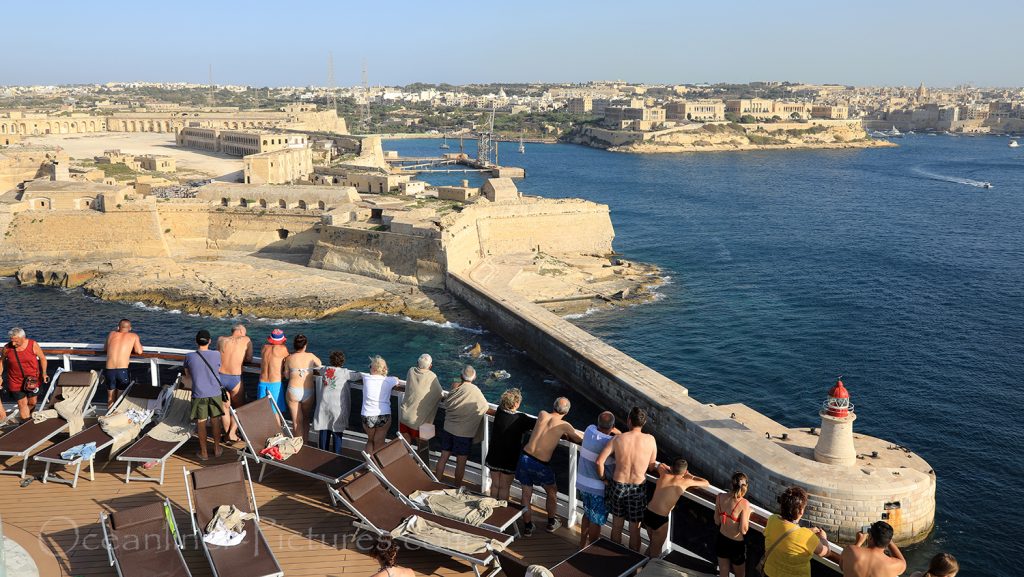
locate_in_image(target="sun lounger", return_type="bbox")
[329,468,513,577]
[34,380,163,488]
[100,498,192,577]
[183,461,283,577]
[117,374,193,484]
[232,396,362,486]
[0,368,100,479]
[496,538,648,577]
[364,436,523,533]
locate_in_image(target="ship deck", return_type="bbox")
[3,435,581,576]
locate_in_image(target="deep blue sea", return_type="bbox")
[2,134,1019,574]
[383,135,1023,575]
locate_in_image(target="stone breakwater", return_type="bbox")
[447,270,936,546]
[565,120,896,154]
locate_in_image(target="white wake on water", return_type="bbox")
[912,166,992,188]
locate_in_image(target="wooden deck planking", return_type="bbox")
[0,437,585,576]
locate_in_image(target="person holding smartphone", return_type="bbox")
[840,521,906,577]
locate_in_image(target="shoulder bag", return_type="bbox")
[756,516,801,576]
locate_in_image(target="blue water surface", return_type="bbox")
[385,134,1023,575]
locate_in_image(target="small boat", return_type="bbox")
[439,133,450,150]
[982,182,993,189]
[1010,140,1019,148]
[518,130,525,154]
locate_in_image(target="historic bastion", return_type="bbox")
[0,149,935,545]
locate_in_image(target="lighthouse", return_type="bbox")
[814,378,858,466]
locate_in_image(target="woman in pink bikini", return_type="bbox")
[715,472,751,577]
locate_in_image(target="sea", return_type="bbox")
[3,133,1021,574]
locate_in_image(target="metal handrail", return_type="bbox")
[31,343,844,571]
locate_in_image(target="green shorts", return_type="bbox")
[190,396,225,420]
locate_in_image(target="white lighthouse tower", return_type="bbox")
[814,378,857,466]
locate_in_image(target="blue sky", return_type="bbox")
[1,0,1021,87]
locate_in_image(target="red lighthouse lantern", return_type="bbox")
[823,378,853,418]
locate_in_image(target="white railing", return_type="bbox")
[32,343,844,572]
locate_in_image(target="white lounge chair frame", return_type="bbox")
[182,459,283,577]
[117,374,191,485]
[361,435,523,533]
[35,379,161,488]
[327,484,509,577]
[0,368,100,479]
[100,497,189,577]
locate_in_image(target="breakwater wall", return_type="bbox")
[446,271,936,544]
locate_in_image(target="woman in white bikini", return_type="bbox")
[284,334,320,443]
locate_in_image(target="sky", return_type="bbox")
[2,0,1022,88]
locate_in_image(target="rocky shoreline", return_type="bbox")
[610,138,895,154]
[3,252,666,326]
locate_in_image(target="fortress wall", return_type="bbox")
[0,208,169,261]
[154,203,211,254]
[308,226,445,288]
[443,200,615,274]
[447,272,936,544]
[205,210,321,253]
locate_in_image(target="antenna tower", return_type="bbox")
[476,102,496,166]
[208,64,214,108]
[360,61,372,133]
[327,51,336,111]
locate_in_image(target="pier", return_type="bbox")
[386,152,526,178]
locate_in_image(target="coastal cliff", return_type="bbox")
[564,120,895,153]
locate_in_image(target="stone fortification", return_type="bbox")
[446,272,936,545]
[309,226,445,288]
[566,120,893,153]
[441,199,615,274]
[0,147,69,192]
[307,196,616,290]
[0,207,169,261]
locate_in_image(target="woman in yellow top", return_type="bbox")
[762,486,830,577]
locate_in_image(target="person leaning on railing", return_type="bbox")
[909,553,959,577]
[715,472,751,577]
[1,327,48,421]
[485,387,536,501]
[760,486,831,577]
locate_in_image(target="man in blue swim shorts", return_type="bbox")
[258,329,289,418]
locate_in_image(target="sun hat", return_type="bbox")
[267,328,286,345]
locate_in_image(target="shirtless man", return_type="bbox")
[513,397,583,536]
[596,406,659,552]
[217,323,252,443]
[104,319,143,406]
[644,458,708,557]
[258,329,290,422]
[841,521,906,577]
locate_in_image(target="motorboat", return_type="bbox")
[982,182,993,189]
[1010,140,1019,148]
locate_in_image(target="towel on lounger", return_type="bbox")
[259,434,303,460]
[146,389,192,443]
[32,381,95,434]
[98,396,153,455]
[392,514,506,555]
[409,488,507,527]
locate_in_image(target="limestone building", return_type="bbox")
[665,100,726,122]
[243,147,313,185]
[566,97,593,115]
[603,106,667,130]
[176,128,309,157]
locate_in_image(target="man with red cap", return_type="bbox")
[257,329,289,418]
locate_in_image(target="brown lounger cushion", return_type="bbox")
[372,439,521,527]
[191,462,251,529]
[110,501,165,530]
[496,551,529,577]
[118,436,182,460]
[205,518,280,577]
[341,471,504,562]
[57,371,97,387]
[35,424,111,460]
[0,418,66,453]
[234,398,282,449]
[128,384,164,400]
[550,538,646,577]
[109,506,190,577]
